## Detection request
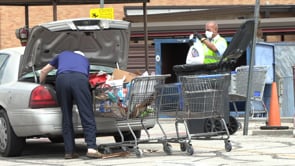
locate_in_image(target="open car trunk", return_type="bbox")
[19,18,131,81]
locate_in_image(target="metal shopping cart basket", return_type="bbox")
[92,83,126,120]
[153,82,187,154]
[177,74,232,154]
[92,82,131,154]
[229,65,269,118]
[124,74,171,157]
[91,74,170,157]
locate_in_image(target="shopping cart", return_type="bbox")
[123,74,172,157]
[172,19,255,137]
[154,82,208,155]
[175,74,232,154]
[229,65,269,118]
[91,81,132,154]
[93,74,171,157]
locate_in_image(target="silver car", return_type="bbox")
[0,18,155,157]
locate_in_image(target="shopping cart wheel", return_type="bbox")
[224,140,232,152]
[103,147,112,154]
[180,143,186,152]
[135,148,143,158]
[163,143,173,155]
[214,118,225,132]
[121,146,128,152]
[186,144,194,155]
[227,116,239,135]
[204,118,213,132]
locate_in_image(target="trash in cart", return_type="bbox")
[93,74,171,157]
[90,68,140,120]
[93,83,127,119]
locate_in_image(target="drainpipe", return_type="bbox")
[143,2,149,72]
[25,5,29,27]
[52,0,57,21]
[100,0,104,8]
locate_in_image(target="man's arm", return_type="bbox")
[194,32,218,52]
[40,64,55,84]
[202,39,218,52]
[203,37,227,56]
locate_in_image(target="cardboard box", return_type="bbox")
[112,69,138,83]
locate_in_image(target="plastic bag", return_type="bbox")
[105,75,125,87]
[186,38,204,65]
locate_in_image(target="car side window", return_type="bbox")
[0,53,9,84]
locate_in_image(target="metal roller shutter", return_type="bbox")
[127,42,155,74]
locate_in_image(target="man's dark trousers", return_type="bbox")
[56,72,97,153]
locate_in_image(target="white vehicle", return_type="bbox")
[0,18,154,157]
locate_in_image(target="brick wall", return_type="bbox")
[0,0,294,48]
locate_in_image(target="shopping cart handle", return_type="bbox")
[197,73,227,78]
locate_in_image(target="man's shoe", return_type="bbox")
[64,153,79,159]
[86,151,103,159]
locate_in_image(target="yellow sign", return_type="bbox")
[90,8,114,19]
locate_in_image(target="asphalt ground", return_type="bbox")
[1,118,295,166]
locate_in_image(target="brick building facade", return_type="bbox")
[0,0,294,48]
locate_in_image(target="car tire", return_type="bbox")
[0,109,26,157]
[113,130,141,142]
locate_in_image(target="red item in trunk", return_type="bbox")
[89,73,107,87]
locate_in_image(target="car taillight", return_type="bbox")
[29,85,58,108]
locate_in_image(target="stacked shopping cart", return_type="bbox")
[229,65,269,118]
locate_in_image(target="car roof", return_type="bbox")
[0,47,25,55]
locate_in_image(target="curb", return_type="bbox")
[237,117,294,136]
[159,117,295,136]
[252,129,294,136]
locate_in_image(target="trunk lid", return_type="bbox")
[19,18,131,78]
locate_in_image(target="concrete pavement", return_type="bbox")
[1,117,295,166]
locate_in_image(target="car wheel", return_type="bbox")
[0,109,26,157]
[113,130,141,142]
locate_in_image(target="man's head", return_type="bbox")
[205,21,218,39]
